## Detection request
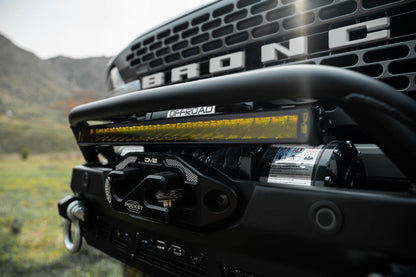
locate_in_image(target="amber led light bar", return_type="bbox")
[75,109,311,145]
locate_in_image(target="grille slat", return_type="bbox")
[136,48,146,56]
[156,47,170,57]
[251,0,278,15]
[237,0,261,9]
[136,250,206,277]
[165,53,180,63]
[266,5,296,21]
[130,58,141,67]
[321,54,359,67]
[214,4,234,17]
[226,31,249,45]
[237,15,263,30]
[97,222,111,238]
[381,75,410,90]
[252,22,279,38]
[183,47,200,58]
[150,59,163,68]
[131,42,141,51]
[203,40,223,52]
[283,12,315,29]
[110,228,129,250]
[319,1,358,20]
[389,58,416,75]
[149,42,162,51]
[300,0,334,11]
[191,34,209,45]
[192,13,209,26]
[143,37,155,45]
[202,19,221,31]
[174,22,189,33]
[362,0,403,9]
[157,30,170,39]
[165,35,179,45]
[225,10,248,23]
[363,45,410,63]
[126,53,135,61]
[172,41,188,51]
[119,0,416,97]
[142,53,154,62]
[213,25,234,38]
[183,27,199,38]
[351,64,383,77]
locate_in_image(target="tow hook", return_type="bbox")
[58,196,86,253]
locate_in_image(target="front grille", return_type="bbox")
[135,248,206,277]
[112,0,416,97]
[110,228,130,250]
[97,221,111,238]
[96,219,130,251]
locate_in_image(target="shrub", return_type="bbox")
[21,147,30,160]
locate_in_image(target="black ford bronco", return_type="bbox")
[58,1,416,276]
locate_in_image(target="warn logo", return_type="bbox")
[140,18,390,89]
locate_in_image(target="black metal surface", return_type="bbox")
[74,108,319,145]
[70,164,416,277]
[108,0,416,97]
[70,65,416,181]
[104,152,239,227]
[61,2,416,276]
[65,63,416,275]
[71,65,416,126]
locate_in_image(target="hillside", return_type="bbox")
[0,33,111,154]
[0,35,70,107]
[47,55,109,98]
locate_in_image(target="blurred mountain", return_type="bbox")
[0,34,70,107]
[0,33,111,154]
[0,34,110,108]
[47,55,110,98]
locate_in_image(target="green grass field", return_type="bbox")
[0,153,123,276]
[0,115,78,154]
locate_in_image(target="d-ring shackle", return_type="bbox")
[63,200,85,253]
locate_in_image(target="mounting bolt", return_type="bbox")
[216,194,229,209]
[82,172,89,189]
[346,141,353,148]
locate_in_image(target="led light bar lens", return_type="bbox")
[76,110,310,144]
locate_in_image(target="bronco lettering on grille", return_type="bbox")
[141,17,390,89]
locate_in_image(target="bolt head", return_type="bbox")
[82,172,89,188]
[324,176,332,183]
[216,194,229,209]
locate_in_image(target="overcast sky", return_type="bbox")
[0,0,213,59]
